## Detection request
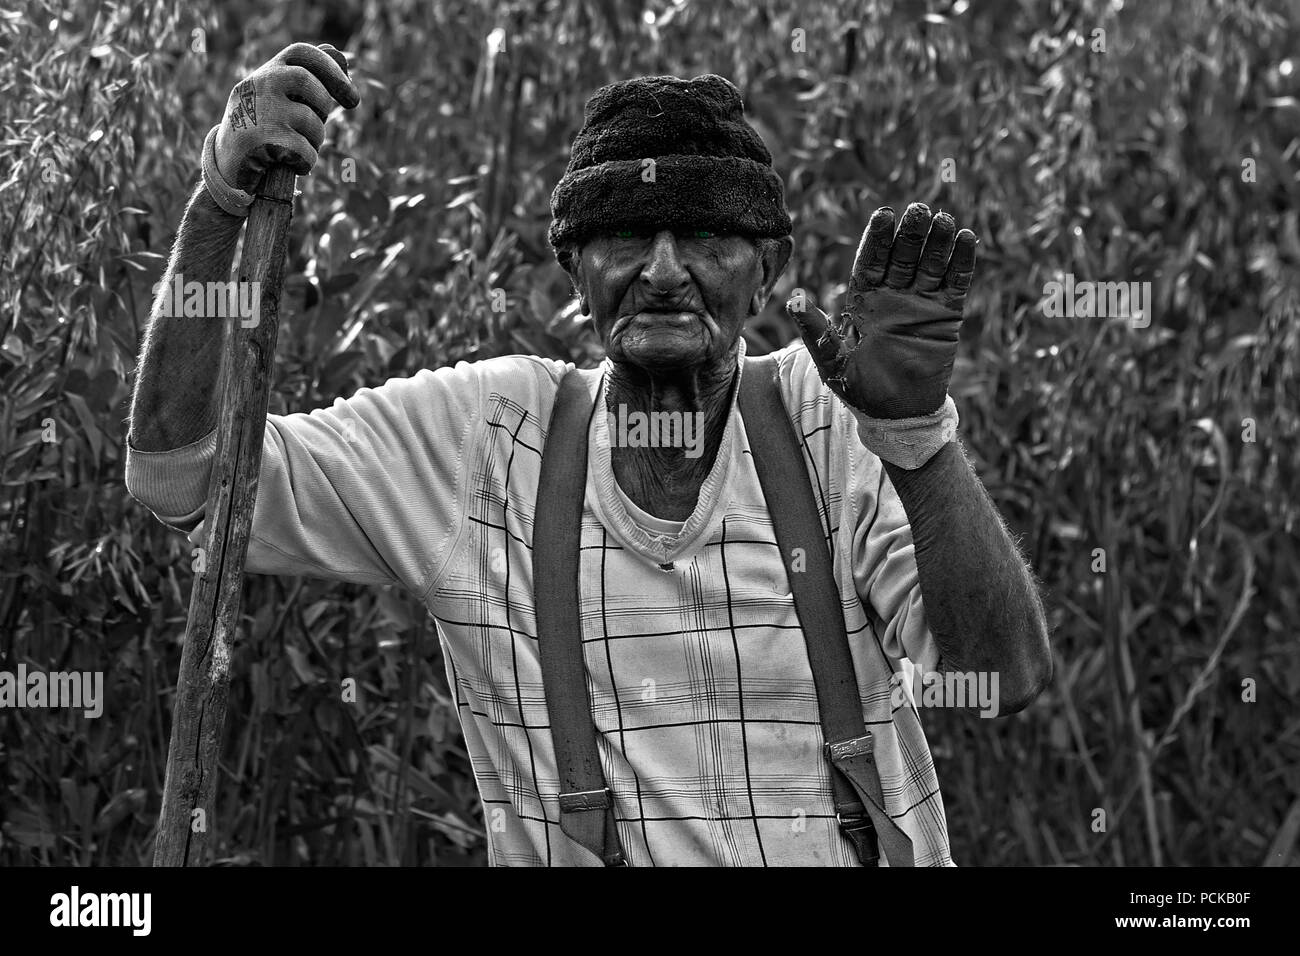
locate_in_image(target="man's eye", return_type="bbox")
[693,229,715,239]
[614,229,635,239]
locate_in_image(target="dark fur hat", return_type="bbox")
[549,74,792,262]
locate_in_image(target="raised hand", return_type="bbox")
[789,202,977,420]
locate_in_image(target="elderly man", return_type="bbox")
[127,43,1051,867]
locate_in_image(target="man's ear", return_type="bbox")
[564,247,590,315]
[750,236,794,315]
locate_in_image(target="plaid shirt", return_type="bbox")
[126,339,954,866]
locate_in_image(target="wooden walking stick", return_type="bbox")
[153,165,297,866]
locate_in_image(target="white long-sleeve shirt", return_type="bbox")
[126,338,955,866]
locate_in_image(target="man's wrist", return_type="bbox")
[179,181,250,242]
[201,125,255,217]
[848,394,958,470]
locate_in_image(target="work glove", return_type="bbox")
[202,42,360,215]
[789,202,977,467]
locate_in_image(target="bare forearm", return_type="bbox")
[884,442,1052,714]
[128,183,244,451]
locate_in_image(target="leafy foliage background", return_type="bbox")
[2,0,1297,866]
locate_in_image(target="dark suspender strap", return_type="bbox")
[739,354,914,867]
[534,357,914,867]
[533,370,627,866]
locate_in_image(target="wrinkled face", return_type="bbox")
[570,228,789,374]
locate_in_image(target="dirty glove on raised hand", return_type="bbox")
[788,202,976,468]
[202,42,360,215]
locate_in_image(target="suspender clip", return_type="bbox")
[558,787,612,813]
[835,810,881,867]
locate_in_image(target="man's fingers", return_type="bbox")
[915,212,957,293]
[883,202,932,289]
[276,42,359,109]
[281,66,336,122]
[846,207,896,304]
[317,43,350,75]
[285,101,326,152]
[256,134,318,178]
[787,297,843,371]
[941,229,978,306]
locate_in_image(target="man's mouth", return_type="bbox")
[634,309,698,324]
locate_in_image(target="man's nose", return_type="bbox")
[640,230,690,294]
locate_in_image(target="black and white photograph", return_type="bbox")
[0,0,1295,933]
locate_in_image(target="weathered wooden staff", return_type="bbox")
[154,165,297,866]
